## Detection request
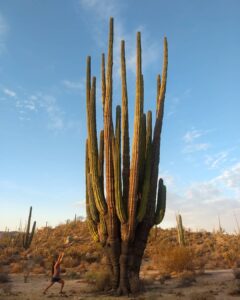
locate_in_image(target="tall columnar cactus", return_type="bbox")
[85,18,168,295]
[23,206,36,250]
[176,213,186,246]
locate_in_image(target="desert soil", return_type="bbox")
[0,269,238,300]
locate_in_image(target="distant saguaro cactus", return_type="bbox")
[23,206,36,250]
[85,18,168,295]
[176,213,186,246]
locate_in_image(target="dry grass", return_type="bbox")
[153,245,195,274]
[84,269,112,291]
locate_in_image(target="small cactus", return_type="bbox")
[22,206,36,250]
[176,213,186,246]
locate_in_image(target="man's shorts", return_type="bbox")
[51,277,61,283]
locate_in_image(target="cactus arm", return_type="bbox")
[98,214,107,245]
[127,32,143,241]
[87,174,100,223]
[137,111,152,222]
[86,139,91,218]
[87,77,107,215]
[87,219,99,243]
[101,53,106,114]
[156,74,161,114]
[138,113,146,192]
[121,40,130,213]
[86,140,100,242]
[98,130,104,192]
[113,106,127,224]
[146,37,168,222]
[104,17,118,239]
[154,178,166,225]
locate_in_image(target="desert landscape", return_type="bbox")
[1,220,240,299]
[1,1,240,299]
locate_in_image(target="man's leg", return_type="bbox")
[59,279,65,293]
[43,282,54,294]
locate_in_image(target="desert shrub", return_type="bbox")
[32,255,45,266]
[31,266,45,274]
[66,270,81,279]
[9,262,22,273]
[84,269,112,291]
[62,256,80,268]
[155,245,195,274]
[0,272,10,283]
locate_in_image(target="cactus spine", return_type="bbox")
[23,206,36,250]
[85,17,168,294]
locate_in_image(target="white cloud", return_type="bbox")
[80,0,119,21]
[161,169,240,232]
[216,162,240,192]
[79,0,161,77]
[6,87,65,131]
[205,151,229,169]
[3,88,16,98]
[62,79,84,91]
[183,143,210,154]
[39,94,64,130]
[183,129,204,143]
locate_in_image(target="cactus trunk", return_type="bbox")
[23,206,36,250]
[85,17,168,295]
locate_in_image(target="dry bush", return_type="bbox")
[0,272,10,283]
[9,262,22,273]
[84,269,112,291]
[31,266,45,274]
[66,270,81,279]
[62,256,80,268]
[155,245,195,274]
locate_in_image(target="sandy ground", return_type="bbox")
[0,269,238,300]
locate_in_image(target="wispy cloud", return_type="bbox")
[79,0,161,77]
[167,88,191,118]
[80,0,119,21]
[183,143,210,154]
[39,94,64,130]
[182,127,211,154]
[205,151,229,169]
[3,88,16,98]
[162,164,240,232]
[183,129,204,143]
[2,87,65,131]
[215,162,240,193]
[62,79,85,91]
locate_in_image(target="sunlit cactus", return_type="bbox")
[23,206,36,250]
[176,213,186,246]
[85,17,168,294]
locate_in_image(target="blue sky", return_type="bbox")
[0,0,240,232]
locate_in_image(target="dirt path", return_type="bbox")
[0,269,238,300]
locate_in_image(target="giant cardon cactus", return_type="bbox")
[85,18,168,295]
